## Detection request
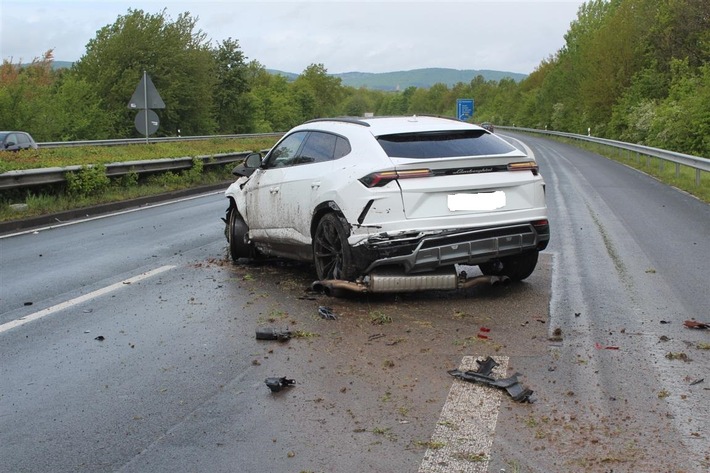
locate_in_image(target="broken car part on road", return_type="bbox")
[256,327,293,341]
[265,377,295,393]
[448,356,535,403]
[311,266,509,295]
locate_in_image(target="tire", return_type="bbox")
[313,213,357,281]
[227,208,257,262]
[478,250,539,282]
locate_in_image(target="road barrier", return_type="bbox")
[499,126,709,186]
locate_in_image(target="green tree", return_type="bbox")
[212,38,254,133]
[74,9,216,137]
[291,63,344,119]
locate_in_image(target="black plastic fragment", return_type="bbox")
[256,327,292,341]
[448,356,535,403]
[265,377,295,393]
[318,306,337,320]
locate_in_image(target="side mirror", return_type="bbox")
[232,152,262,177]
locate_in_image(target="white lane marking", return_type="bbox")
[0,265,175,334]
[418,355,508,473]
[0,190,223,239]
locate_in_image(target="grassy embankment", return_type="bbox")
[0,136,279,222]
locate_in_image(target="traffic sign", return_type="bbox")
[457,99,474,121]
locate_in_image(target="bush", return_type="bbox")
[65,165,110,197]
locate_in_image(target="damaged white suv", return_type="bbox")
[224,116,549,293]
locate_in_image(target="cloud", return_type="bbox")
[1,0,583,74]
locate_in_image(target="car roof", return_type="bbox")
[302,116,483,137]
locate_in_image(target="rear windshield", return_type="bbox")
[377,130,515,158]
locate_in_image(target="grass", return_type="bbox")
[0,137,278,172]
[0,136,279,223]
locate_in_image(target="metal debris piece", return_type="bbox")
[684,320,709,329]
[448,356,535,403]
[318,306,337,320]
[255,327,292,341]
[689,378,704,386]
[94,335,105,341]
[265,377,295,393]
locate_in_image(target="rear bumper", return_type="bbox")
[355,221,549,274]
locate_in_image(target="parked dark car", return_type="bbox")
[0,131,38,151]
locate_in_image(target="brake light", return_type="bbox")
[507,161,539,175]
[359,169,433,188]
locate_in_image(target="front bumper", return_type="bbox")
[354,222,549,274]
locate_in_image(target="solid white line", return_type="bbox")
[0,265,175,334]
[418,355,508,473]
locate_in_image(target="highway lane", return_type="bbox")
[1,135,708,472]
[497,132,709,472]
[0,192,228,326]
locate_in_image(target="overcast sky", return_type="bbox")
[1,0,585,75]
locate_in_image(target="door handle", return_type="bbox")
[270,187,279,194]
[311,181,321,189]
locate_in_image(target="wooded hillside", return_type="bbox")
[1,1,708,157]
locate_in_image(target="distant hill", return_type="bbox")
[267,67,527,90]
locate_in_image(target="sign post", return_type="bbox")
[456,99,474,122]
[128,71,165,143]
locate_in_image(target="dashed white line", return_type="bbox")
[418,355,508,473]
[0,265,175,334]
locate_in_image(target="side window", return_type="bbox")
[298,132,337,164]
[6,133,18,146]
[265,132,308,168]
[17,134,29,145]
[334,137,351,159]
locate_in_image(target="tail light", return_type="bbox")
[507,161,539,175]
[359,169,433,188]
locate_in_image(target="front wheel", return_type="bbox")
[227,208,257,262]
[313,213,357,281]
[479,250,539,281]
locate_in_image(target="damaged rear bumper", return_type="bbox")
[354,221,550,274]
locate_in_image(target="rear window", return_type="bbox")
[377,130,515,158]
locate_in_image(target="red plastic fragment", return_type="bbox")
[595,342,620,350]
[684,320,709,329]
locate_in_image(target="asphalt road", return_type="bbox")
[1,134,708,472]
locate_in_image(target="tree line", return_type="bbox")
[1,1,708,157]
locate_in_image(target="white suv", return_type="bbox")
[224,116,549,292]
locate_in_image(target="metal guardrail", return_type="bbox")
[499,126,709,186]
[0,152,253,190]
[37,133,283,148]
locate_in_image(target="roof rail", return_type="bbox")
[304,117,371,127]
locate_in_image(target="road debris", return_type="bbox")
[448,356,535,403]
[595,342,619,350]
[665,352,691,362]
[256,327,292,341]
[265,377,295,393]
[689,378,704,386]
[318,306,337,320]
[684,320,709,329]
[94,335,105,341]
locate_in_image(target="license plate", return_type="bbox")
[448,191,506,211]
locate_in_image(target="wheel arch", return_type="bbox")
[311,201,349,237]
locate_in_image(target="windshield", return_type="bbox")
[377,130,515,158]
